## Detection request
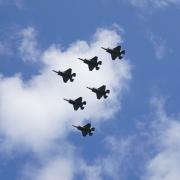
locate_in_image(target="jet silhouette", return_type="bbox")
[52,68,76,83]
[64,97,86,110]
[72,123,95,136]
[78,56,102,71]
[101,45,125,60]
[87,85,110,99]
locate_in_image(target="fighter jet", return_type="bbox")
[78,56,102,71]
[64,97,86,110]
[72,123,95,136]
[101,45,125,60]
[52,68,76,83]
[87,85,110,99]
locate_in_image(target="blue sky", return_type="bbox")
[0,0,180,180]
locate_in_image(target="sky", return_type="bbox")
[0,0,180,180]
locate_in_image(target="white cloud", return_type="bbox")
[20,136,133,180]
[35,159,74,180]
[143,97,180,180]
[79,162,102,180]
[127,0,180,8]
[20,142,77,180]
[101,136,133,179]
[80,136,133,180]
[148,33,167,60]
[0,27,131,154]
[18,27,40,62]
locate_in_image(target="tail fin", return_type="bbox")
[89,132,93,136]
[104,95,108,99]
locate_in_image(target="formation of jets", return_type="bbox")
[53,45,125,137]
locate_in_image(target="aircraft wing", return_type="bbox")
[62,76,69,83]
[90,56,98,63]
[88,64,95,71]
[98,85,106,92]
[113,45,121,52]
[75,97,82,103]
[73,104,79,111]
[64,68,72,75]
[96,93,103,99]
[111,54,118,60]
[82,131,88,137]
[83,123,91,129]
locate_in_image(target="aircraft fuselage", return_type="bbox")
[92,88,105,95]
[53,70,69,77]
[107,49,120,56]
[84,59,98,66]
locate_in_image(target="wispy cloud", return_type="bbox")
[21,136,133,180]
[142,97,180,180]
[18,27,41,62]
[148,33,167,60]
[127,0,180,9]
[21,142,77,180]
[80,136,133,180]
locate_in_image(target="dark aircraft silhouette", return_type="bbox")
[87,85,110,99]
[72,123,95,136]
[64,97,86,110]
[78,56,102,71]
[52,68,76,83]
[101,45,125,60]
